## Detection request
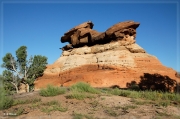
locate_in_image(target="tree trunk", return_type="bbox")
[26,83,29,92]
[15,85,19,93]
[11,82,19,93]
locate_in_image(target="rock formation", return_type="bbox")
[34,21,180,91]
[60,21,139,50]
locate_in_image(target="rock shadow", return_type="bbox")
[126,73,179,92]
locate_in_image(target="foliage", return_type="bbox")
[39,85,66,97]
[2,70,21,94]
[15,108,24,116]
[0,86,14,110]
[28,55,48,79]
[70,82,99,94]
[66,90,87,100]
[1,46,48,93]
[65,82,98,100]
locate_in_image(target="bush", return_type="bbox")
[66,82,98,100]
[66,90,87,100]
[70,82,99,94]
[0,87,13,110]
[109,87,121,95]
[39,85,66,97]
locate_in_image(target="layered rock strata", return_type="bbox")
[34,21,179,90]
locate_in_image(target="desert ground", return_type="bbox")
[0,87,180,119]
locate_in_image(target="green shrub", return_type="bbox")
[70,82,99,94]
[0,96,13,110]
[0,87,13,110]
[109,88,120,95]
[15,108,24,116]
[119,90,131,97]
[39,85,66,97]
[66,90,87,100]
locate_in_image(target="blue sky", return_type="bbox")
[0,0,179,74]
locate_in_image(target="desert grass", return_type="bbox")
[39,85,66,97]
[66,82,99,100]
[0,87,14,110]
[41,100,67,114]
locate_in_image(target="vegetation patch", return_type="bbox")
[39,85,66,97]
[104,108,119,117]
[13,98,41,106]
[66,90,94,100]
[66,82,98,100]
[70,82,100,94]
[41,100,67,114]
[0,87,14,110]
[0,96,13,110]
[102,88,180,106]
[72,112,93,119]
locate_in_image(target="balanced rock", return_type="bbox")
[34,21,180,92]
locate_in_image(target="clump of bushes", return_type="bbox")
[39,85,66,97]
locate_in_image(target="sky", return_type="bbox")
[0,0,180,75]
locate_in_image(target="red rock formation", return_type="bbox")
[34,21,180,91]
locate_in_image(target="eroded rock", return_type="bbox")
[60,20,140,50]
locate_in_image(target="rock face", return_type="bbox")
[34,21,179,91]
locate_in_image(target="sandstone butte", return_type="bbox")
[34,21,180,91]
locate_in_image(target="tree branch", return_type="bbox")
[10,56,23,78]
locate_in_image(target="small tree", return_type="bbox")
[2,70,20,93]
[1,46,48,93]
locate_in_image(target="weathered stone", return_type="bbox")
[60,20,139,50]
[126,44,146,53]
[105,21,140,37]
[79,36,88,44]
[61,21,94,43]
[61,44,73,51]
[93,32,106,42]
[62,51,70,56]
